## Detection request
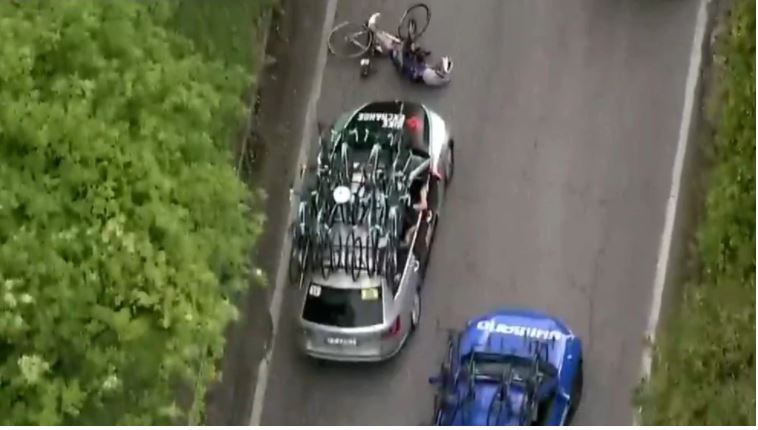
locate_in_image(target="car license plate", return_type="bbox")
[325,337,357,347]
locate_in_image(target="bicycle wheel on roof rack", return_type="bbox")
[334,231,344,274]
[373,193,388,226]
[374,242,385,277]
[365,232,375,277]
[356,186,372,224]
[397,3,430,42]
[287,223,305,285]
[317,239,332,279]
[287,242,301,285]
[344,229,353,275]
[328,21,374,58]
[328,235,338,274]
[350,234,362,282]
[384,242,398,286]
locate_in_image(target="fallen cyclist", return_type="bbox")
[365,13,453,87]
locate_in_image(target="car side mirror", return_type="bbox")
[428,375,441,385]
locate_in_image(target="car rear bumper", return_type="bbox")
[302,347,399,363]
[298,332,408,363]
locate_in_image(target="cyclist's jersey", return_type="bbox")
[389,47,451,87]
[390,48,426,83]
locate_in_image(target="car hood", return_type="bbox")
[459,309,575,370]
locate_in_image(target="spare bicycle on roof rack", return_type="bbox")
[290,100,455,363]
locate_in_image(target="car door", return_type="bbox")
[414,176,441,273]
[410,210,433,283]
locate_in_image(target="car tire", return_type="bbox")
[421,213,439,281]
[410,288,421,332]
[566,359,584,424]
[444,140,455,187]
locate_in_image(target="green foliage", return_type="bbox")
[0,0,264,424]
[159,0,277,70]
[639,0,755,425]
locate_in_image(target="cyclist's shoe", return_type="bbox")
[360,57,372,78]
[367,12,381,31]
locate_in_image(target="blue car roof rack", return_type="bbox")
[439,339,555,426]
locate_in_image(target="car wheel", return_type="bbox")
[421,213,439,280]
[444,140,455,187]
[566,359,584,424]
[410,289,421,332]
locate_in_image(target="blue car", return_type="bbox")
[429,309,584,425]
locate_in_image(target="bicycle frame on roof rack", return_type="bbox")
[434,343,551,426]
[291,104,421,286]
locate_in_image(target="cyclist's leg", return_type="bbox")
[389,46,404,69]
[374,30,398,55]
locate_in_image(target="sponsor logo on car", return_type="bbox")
[476,319,566,341]
[357,112,405,129]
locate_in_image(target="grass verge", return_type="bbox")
[149,0,277,158]
[143,1,278,423]
[638,0,755,425]
[164,0,276,72]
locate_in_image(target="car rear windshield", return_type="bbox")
[472,353,558,382]
[302,283,384,328]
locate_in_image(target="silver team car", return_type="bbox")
[288,100,455,362]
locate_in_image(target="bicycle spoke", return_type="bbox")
[398,3,431,42]
[328,21,373,58]
[347,32,370,50]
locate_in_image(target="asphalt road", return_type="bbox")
[260,0,700,425]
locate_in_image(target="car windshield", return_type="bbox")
[302,283,383,328]
[342,109,429,155]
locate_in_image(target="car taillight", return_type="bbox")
[382,316,402,339]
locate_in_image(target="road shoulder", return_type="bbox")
[204,0,336,424]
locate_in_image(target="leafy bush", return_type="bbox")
[160,0,278,70]
[640,0,755,424]
[0,0,263,424]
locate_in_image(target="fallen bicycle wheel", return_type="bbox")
[398,3,430,42]
[328,21,373,58]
